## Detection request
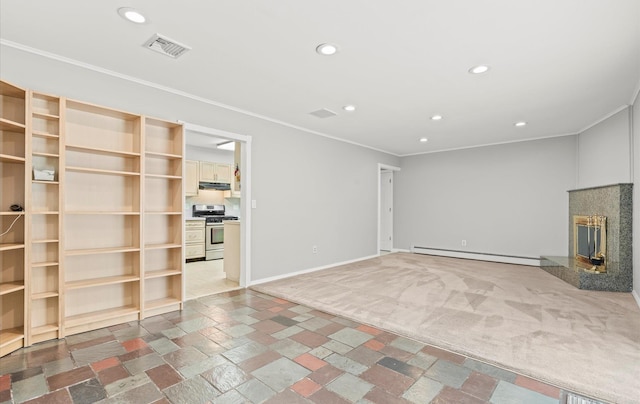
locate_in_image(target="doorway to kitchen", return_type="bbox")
[378,164,400,254]
[182,122,252,300]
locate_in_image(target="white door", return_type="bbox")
[380,170,393,251]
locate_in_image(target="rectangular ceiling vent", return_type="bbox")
[309,108,337,119]
[143,33,191,59]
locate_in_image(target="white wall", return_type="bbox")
[577,108,632,188]
[633,92,640,300]
[395,136,577,258]
[1,45,400,282]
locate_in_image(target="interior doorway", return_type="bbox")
[378,164,400,254]
[182,122,252,299]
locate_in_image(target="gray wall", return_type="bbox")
[1,45,400,282]
[395,136,577,258]
[633,92,640,299]
[577,108,632,188]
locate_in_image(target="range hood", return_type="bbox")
[199,182,231,191]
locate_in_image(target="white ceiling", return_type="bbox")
[1,0,639,156]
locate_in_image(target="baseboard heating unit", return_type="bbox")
[412,246,541,267]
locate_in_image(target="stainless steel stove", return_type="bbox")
[192,204,238,260]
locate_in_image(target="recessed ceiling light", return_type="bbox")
[419,138,428,143]
[468,65,490,74]
[316,43,338,56]
[431,115,443,121]
[118,7,146,24]
[514,121,527,127]
[343,105,356,112]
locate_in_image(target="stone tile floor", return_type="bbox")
[0,289,600,403]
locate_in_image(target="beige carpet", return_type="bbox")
[252,252,640,404]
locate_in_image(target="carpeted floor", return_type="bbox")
[252,252,640,404]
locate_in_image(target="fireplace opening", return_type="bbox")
[573,215,606,272]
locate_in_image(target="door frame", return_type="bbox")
[377,163,401,254]
[182,122,252,288]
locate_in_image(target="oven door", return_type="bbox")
[205,223,224,260]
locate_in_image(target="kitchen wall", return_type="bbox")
[1,44,400,282]
[395,136,577,258]
[184,144,236,216]
[186,145,233,165]
[577,108,632,188]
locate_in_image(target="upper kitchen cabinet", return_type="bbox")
[185,160,198,196]
[200,161,231,184]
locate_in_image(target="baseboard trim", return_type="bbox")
[249,254,379,286]
[412,246,541,267]
[633,290,640,310]
[390,248,411,253]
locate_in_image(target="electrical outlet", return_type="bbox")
[461,240,467,247]
[312,245,318,254]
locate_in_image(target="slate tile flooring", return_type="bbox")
[0,289,593,403]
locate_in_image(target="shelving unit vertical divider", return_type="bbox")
[24,91,32,347]
[58,98,66,339]
[139,118,146,319]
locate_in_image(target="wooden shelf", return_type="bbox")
[145,269,181,279]
[32,180,60,185]
[32,211,60,215]
[32,111,59,120]
[66,211,140,215]
[32,151,59,158]
[145,151,182,159]
[32,291,58,300]
[0,282,25,296]
[145,243,182,251]
[146,297,181,311]
[66,246,140,256]
[145,211,182,215]
[145,173,181,179]
[32,130,59,139]
[0,243,25,252]
[0,212,26,216]
[0,118,26,131]
[66,166,140,177]
[66,275,139,290]
[65,306,139,329]
[32,239,59,244]
[0,153,26,163]
[32,324,59,336]
[0,328,24,348]
[66,144,141,158]
[32,261,59,268]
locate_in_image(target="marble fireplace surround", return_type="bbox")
[541,183,632,291]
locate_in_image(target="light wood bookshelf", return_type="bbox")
[0,80,27,357]
[1,81,185,356]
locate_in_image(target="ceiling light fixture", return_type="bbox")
[316,43,338,56]
[217,141,235,151]
[468,65,490,74]
[420,138,428,143]
[514,121,527,127]
[343,105,356,112]
[431,115,443,121]
[118,7,146,24]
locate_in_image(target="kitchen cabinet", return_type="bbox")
[185,160,198,196]
[200,161,231,184]
[223,221,240,282]
[185,219,205,260]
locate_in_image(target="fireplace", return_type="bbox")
[540,183,632,292]
[573,215,606,272]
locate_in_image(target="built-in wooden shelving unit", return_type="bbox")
[0,80,27,356]
[0,80,184,356]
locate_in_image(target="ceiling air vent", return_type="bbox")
[309,108,337,119]
[143,33,191,59]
